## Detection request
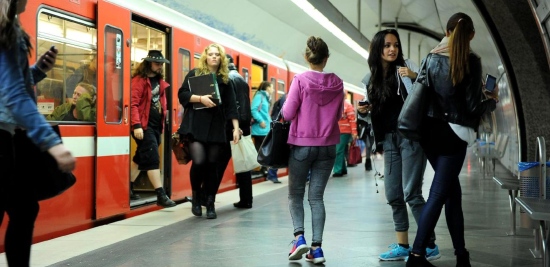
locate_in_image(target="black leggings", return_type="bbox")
[0,130,40,267]
[189,141,224,196]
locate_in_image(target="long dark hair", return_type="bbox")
[367,29,406,113]
[132,60,163,79]
[447,13,475,85]
[0,0,31,55]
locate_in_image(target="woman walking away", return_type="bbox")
[406,13,498,267]
[178,43,239,219]
[357,29,439,262]
[283,36,344,265]
[0,0,76,265]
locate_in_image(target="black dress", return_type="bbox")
[178,69,238,143]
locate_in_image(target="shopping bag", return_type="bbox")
[348,140,362,165]
[231,135,261,173]
[257,113,291,168]
[13,125,76,201]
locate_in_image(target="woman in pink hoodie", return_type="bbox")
[282,36,344,265]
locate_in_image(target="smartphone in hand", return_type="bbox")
[358,100,369,106]
[485,74,497,92]
[39,46,56,70]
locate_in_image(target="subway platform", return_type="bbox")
[0,151,543,267]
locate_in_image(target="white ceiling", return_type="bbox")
[154,0,503,88]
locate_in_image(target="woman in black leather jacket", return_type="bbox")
[406,13,499,267]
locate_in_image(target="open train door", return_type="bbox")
[95,0,132,219]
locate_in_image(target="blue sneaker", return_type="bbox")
[404,245,441,262]
[288,236,309,260]
[305,247,326,264]
[426,245,441,261]
[379,243,410,261]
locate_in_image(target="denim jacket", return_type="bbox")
[0,26,62,151]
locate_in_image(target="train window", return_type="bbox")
[241,68,249,85]
[130,22,166,75]
[104,26,123,123]
[277,80,285,99]
[36,10,97,122]
[270,77,277,99]
[194,53,201,68]
[178,48,191,86]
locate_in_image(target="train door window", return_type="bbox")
[241,68,249,85]
[194,53,201,69]
[176,48,191,124]
[130,22,167,74]
[270,78,277,99]
[36,10,97,122]
[277,80,285,100]
[250,63,264,96]
[104,26,123,123]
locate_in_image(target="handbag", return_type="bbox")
[348,140,362,165]
[171,132,191,165]
[397,54,432,141]
[231,135,261,173]
[13,125,76,201]
[257,112,290,168]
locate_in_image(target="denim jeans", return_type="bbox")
[411,146,467,255]
[383,133,428,232]
[333,134,351,174]
[288,145,336,244]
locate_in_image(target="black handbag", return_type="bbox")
[257,112,291,168]
[397,54,432,141]
[13,125,76,201]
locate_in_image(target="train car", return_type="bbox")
[0,0,364,250]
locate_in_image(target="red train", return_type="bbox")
[0,0,364,250]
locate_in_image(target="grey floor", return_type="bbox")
[49,151,542,267]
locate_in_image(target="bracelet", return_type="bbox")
[199,96,202,103]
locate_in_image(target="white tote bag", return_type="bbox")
[231,135,261,173]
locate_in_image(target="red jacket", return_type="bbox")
[338,100,357,135]
[130,75,169,131]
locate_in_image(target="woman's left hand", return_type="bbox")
[232,129,241,144]
[36,47,58,73]
[398,67,415,78]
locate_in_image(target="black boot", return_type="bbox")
[155,187,176,208]
[191,191,202,216]
[206,195,217,219]
[130,182,140,200]
[406,252,436,267]
[456,251,471,267]
[365,158,372,171]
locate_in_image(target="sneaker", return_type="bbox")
[305,247,326,264]
[379,243,410,261]
[288,236,309,260]
[426,245,441,261]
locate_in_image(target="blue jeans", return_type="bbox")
[333,134,351,174]
[383,133,428,232]
[412,147,467,255]
[288,145,336,245]
[267,168,278,180]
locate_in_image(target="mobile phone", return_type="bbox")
[358,100,369,106]
[485,74,496,92]
[39,46,56,69]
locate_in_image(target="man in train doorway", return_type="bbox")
[129,50,176,208]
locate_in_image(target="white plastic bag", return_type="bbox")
[231,135,261,173]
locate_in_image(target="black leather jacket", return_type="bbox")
[425,53,496,129]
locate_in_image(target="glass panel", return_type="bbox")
[270,77,277,99]
[277,80,285,100]
[104,26,123,123]
[130,22,166,75]
[177,48,191,124]
[36,11,97,123]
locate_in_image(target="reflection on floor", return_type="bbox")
[0,149,544,267]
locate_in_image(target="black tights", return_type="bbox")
[189,141,223,196]
[0,130,40,267]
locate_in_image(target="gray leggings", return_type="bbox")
[288,145,336,245]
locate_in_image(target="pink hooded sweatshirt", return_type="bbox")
[282,71,344,146]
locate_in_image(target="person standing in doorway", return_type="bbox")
[129,50,176,208]
[251,81,273,178]
[265,93,286,183]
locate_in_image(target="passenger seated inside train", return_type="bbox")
[46,82,96,122]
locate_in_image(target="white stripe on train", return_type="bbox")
[61,136,130,157]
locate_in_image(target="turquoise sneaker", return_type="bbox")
[379,243,410,261]
[426,245,441,261]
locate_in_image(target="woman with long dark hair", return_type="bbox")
[406,13,499,267]
[357,29,439,262]
[0,0,76,265]
[178,43,239,219]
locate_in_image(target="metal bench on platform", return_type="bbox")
[493,172,520,235]
[515,197,550,267]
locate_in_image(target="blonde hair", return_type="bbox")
[196,43,229,84]
[76,82,96,96]
[447,13,475,85]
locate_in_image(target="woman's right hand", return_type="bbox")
[357,104,371,114]
[47,144,76,173]
[134,128,144,140]
[259,121,266,128]
[199,94,216,108]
